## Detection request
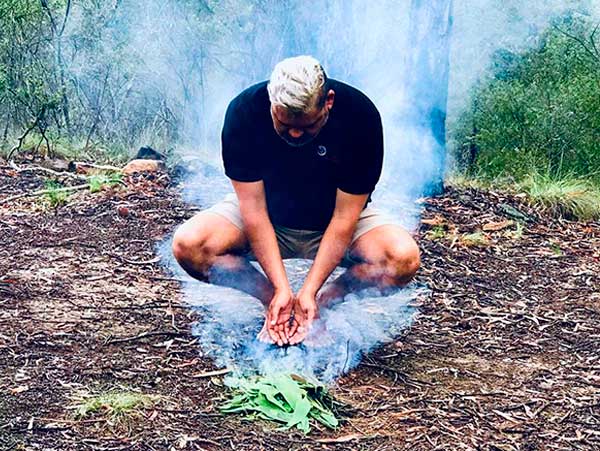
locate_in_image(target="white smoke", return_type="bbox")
[160,242,425,383]
[138,0,596,382]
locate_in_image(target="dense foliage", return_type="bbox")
[0,0,291,162]
[451,17,600,184]
[0,0,140,160]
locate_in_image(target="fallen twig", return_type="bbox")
[191,368,232,378]
[105,331,190,345]
[120,256,161,265]
[0,183,89,205]
[316,434,364,443]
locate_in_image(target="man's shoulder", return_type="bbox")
[228,81,269,114]
[330,79,380,120]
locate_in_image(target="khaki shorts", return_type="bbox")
[206,193,397,266]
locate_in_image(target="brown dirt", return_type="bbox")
[1,161,599,450]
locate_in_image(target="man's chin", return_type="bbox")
[281,136,316,148]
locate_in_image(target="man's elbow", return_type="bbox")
[239,205,270,229]
[328,215,359,239]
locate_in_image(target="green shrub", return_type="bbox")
[452,16,600,185]
[87,172,123,193]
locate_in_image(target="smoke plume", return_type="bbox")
[141,0,595,381]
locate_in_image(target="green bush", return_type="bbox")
[0,0,269,162]
[452,16,600,185]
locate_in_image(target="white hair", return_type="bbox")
[267,55,326,114]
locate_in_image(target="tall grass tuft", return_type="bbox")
[519,175,600,221]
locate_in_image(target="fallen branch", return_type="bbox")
[0,183,89,205]
[9,161,85,180]
[68,161,122,174]
[105,330,189,345]
[191,368,232,378]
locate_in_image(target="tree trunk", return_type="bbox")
[406,0,454,195]
[57,0,72,132]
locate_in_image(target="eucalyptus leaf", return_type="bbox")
[221,373,341,433]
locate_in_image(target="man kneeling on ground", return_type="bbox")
[172,55,420,346]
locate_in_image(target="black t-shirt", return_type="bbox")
[221,79,383,231]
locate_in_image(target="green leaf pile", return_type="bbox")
[221,373,339,433]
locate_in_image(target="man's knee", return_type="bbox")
[172,223,215,270]
[385,240,420,285]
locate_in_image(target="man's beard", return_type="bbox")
[279,113,329,148]
[281,133,317,148]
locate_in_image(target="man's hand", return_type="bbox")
[289,291,319,345]
[260,288,294,346]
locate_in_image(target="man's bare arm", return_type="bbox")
[232,180,293,345]
[288,190,368,344]
[232,180,288,291]
[299,190,368,298]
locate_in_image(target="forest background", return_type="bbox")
[1,0,599,219]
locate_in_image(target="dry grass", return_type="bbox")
[460,231,490,247]
[519,175,600,221]
[448,174,600,221]
[71,390,159,420]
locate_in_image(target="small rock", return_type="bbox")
[499,203,532,222]
[117,206,130,218]
[123,159,165,174]
[134,146,165,161]
[40,158,70,172]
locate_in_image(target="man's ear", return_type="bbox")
[325,89,335,111]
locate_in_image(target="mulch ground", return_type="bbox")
[1,160,599,451]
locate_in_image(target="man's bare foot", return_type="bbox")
[316,284,345,308]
